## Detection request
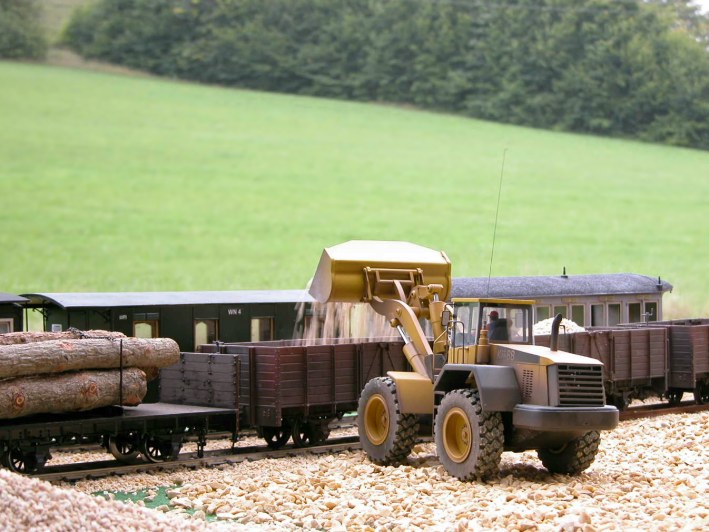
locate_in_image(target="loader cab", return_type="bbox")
[451,298,534,346]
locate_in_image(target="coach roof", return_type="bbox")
[21,290,314,309]
[0,293,28,304]
[20,274,672,308]
[451,273,672,300]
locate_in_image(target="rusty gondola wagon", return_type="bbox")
[160,339,410,449]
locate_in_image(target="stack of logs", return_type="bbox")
[0,329,180,419]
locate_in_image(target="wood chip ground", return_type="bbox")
[2,412,706,531]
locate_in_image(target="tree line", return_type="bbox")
[5,0,709,150]
[0,0,47,60]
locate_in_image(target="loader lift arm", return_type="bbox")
[309,241,452,381]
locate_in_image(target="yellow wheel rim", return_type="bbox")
[442,407,472,463]
[364,393,389,445]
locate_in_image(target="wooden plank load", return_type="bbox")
[0,331,180,419]
[0,368,146,419]
[0,328,127,345]
[0,337,180,379]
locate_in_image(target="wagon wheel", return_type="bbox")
[694,382,709,405]
[291,420,314,448]
[139,435,181,463]
[262,425,291,449]
[666,390,684,405]
[609,394,629,411]
[4,447,39,474]
[310,422,331,444]
[107,434,140,463]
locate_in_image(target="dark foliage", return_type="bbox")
[0,0,48,60]
[62,0,709,150]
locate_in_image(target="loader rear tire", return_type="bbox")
[538,430,600,475]
[434,389,503,481]
[357,377,419,465]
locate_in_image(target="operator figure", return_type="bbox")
[487,310,499,332]
[487,310,507,341]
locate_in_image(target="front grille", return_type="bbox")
[521,369,534,400]
[556,364,605,406]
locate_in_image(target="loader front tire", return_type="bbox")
[434,389,503,481]
[537,430,600,475]
[357,377,419,465]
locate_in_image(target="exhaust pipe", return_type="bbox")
[550,313,563,351]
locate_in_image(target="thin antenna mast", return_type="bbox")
[486,149,507,296]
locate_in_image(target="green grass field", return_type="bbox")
[1,61,708,317]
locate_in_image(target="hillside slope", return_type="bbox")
[1,62,707,316]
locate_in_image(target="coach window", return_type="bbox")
[591,304,604,326]
[608,304,621,326]
[553,305,567,319]
[645,302,658,322]
[0,318,12,334]
[134,320,159,338]
[571,305,585,327]
[535,306,550,323]
[251,317,273,342]
[629,303,641,323]
[195,319,218,350]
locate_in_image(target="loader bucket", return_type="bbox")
[309,240,452,303]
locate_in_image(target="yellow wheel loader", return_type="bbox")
[310,241,618,480]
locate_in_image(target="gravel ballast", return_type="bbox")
[2,412,707,531]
